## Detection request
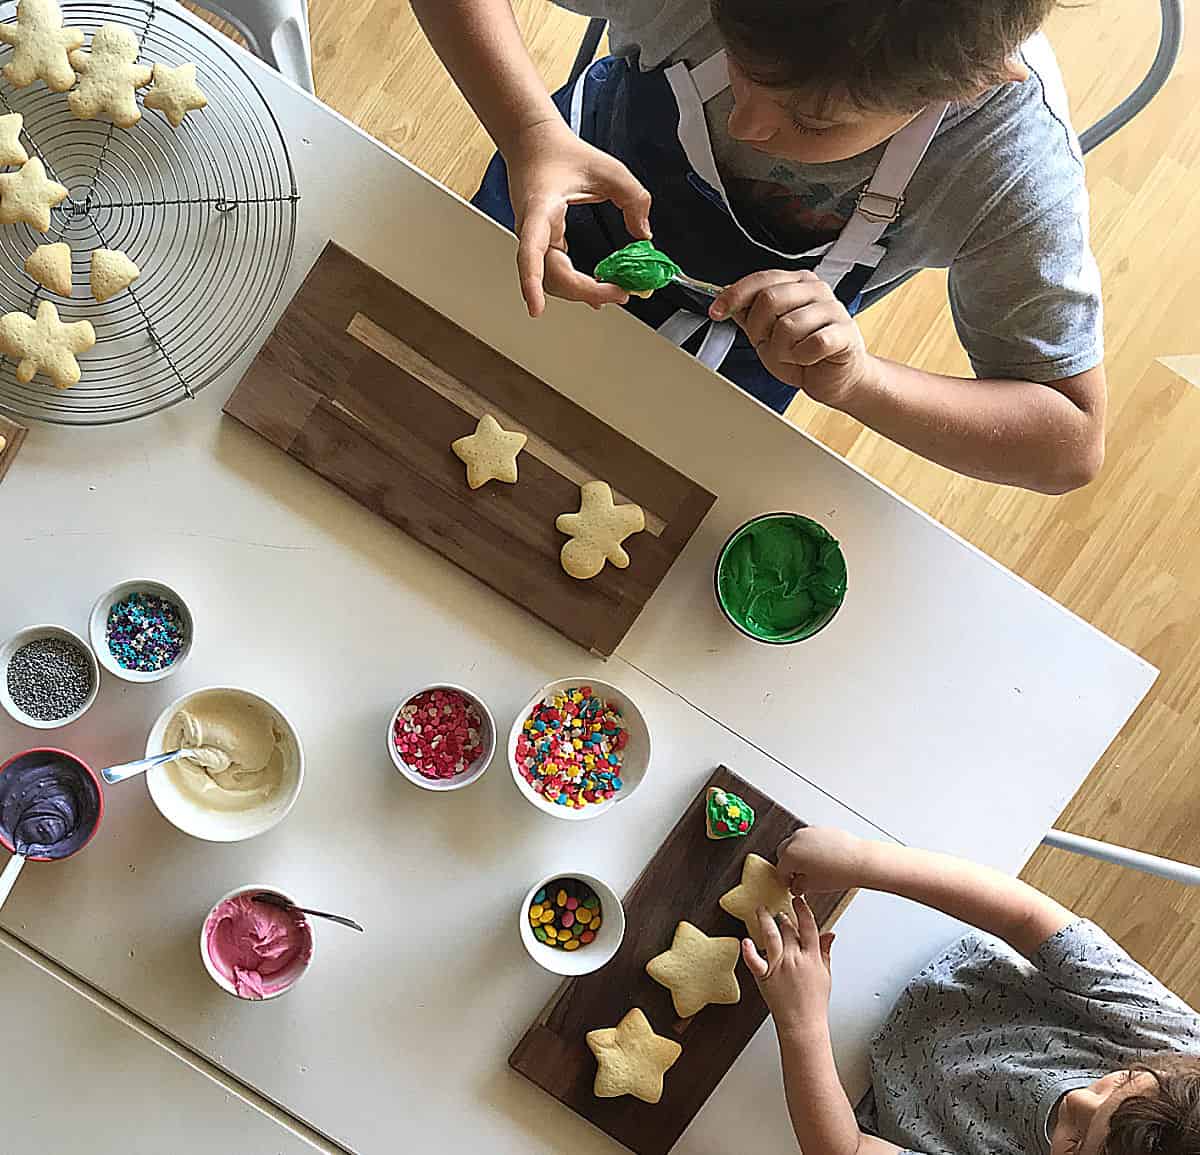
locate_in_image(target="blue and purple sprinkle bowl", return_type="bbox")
[88,579,194,685]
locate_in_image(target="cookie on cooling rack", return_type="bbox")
[68,23,153,129]
[0,300,95,389]
[0,114,28,167]
[0,157,68,232]
[25,242,71,296]
[143,61,208,129]
[0,0,84,93]
[90,248,139,303]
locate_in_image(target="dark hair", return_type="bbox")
[1106,1058,1200,1155]
[709,0,1056,113]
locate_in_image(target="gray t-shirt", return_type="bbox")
[551,1,1103,384]
[857,920,1200,1155]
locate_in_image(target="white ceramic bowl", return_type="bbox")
[519,871,625,976]
[89,578,194,684]
[145,686,304,842]
[200,884,314,1001]
[387,683,496,792]
[508,677,650,821]
[0,624,100,729]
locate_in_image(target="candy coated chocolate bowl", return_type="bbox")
[507,677,650,822]
[200,883,314,1001]
[714,512,847,645]
[0,624,100,729]
[0,748,104,861]
[519,871,625,977]
[88,578,194,685]
[387,683,497,792]
[144,686,304,843]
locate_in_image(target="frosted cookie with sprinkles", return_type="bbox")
[68,24,153,128]
[143,61,208,128]
[0,0,83,92]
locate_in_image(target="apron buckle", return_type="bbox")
[855,188,905,223]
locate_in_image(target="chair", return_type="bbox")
[188,0,315,93]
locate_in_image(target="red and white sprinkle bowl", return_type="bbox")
[507,677,651,822]
[387,684,497,792]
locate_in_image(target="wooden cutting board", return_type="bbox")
[224,244,717,656]
[509,766,853,1155]
[0,414,27,486]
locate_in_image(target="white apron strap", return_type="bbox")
[813,101,948,285]
[657,309,737,372]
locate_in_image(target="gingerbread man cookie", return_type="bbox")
[0,114,28,167]
[0,157,67,232]
[143,61,208,128]
[90,248,139,302]
[555,480,646,580]
[645,921,741,1019]
[718,853,795,949]
[0,300,95,388]
[586,1008,682,1104]
[451,413,527,489]
[0,0,84,92]
[25,242,72,296]
[68,24,153,128]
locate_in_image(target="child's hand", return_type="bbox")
[710,271,875,407]
[743,895,836,1038]
[776,826,871,894]
[503,119,653,317]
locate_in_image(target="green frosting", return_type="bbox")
[706,788,755,838]
[593,240,681,293]
[717,515,847,642]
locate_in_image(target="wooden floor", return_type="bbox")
[294,1,1200,998]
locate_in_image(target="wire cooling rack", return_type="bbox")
[0,0,297,425]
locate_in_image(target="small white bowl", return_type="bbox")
[0,624,100,729]
[89,578,194,684]
[387,683,496,792]
[519,871,625,976]
[200,884,314,1001]
[145,686,304,842]
[508,677,651,821]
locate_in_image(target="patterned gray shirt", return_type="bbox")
[857,920,1200,1155]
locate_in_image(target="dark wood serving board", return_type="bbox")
[224,244,716,656]
[0,413,27,486]
[509,766,854,1155]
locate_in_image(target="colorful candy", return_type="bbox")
[393,688,485,780]
[529,878,602,950]
[105,591,188,673]
[514,686,627,809]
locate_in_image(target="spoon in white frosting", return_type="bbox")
[101,746,232,785]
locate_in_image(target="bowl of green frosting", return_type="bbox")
[714,513,847,644]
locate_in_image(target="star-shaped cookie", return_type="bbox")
[646,921,741,1019]
[0,0,84,92]
[0,114,28,167]
[451,413,527,489]
[0,157,67,232]
[143,61,208,128]
[719,853,795,949]
[555,480,646,580]
[68,23,153,128]
[0,300,95,388]
[586,1008,682,1104]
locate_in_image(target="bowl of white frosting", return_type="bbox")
[144,686,304,842]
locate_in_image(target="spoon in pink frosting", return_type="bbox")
[252,891,363,932]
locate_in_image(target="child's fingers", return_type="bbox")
[744,286,836,350]
[516,204,555,317]
[819,931,836,972]
[755,905,785,968]
[779,317,855,368]
[543,249,630,309]
[600,163,653,240]
[791,893,821,950]
[709,269,817,321]
[742,936,770,979]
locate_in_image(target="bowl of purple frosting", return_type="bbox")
[0,748,104,863]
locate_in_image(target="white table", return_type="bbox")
[0,5,1156,1153]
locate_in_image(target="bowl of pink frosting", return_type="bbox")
[200,885,314,1001]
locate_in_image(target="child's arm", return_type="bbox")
[776,827,1074,959]
[745,897,903,1155]
[711,271,1105,494]
[411,1,652,316]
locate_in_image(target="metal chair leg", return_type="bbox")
[1042,828,1200,886]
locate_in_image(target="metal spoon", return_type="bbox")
[670,271,725,298]
[100,747,229,785]
[252,891,364,933]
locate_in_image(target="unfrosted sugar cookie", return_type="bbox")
[0,0,84,92]
[25,241,72,296]
[143,61,207,128]
[0,114,28,167]
[90,248,139,302]
[586,1008,682,1104]
[0,299,95,388]
[556,480,645,580]
[451,412,527,489]
[68,24,153,128]
[0,157,68,232]
[645,921,741,1019]
[718,853,794,949]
